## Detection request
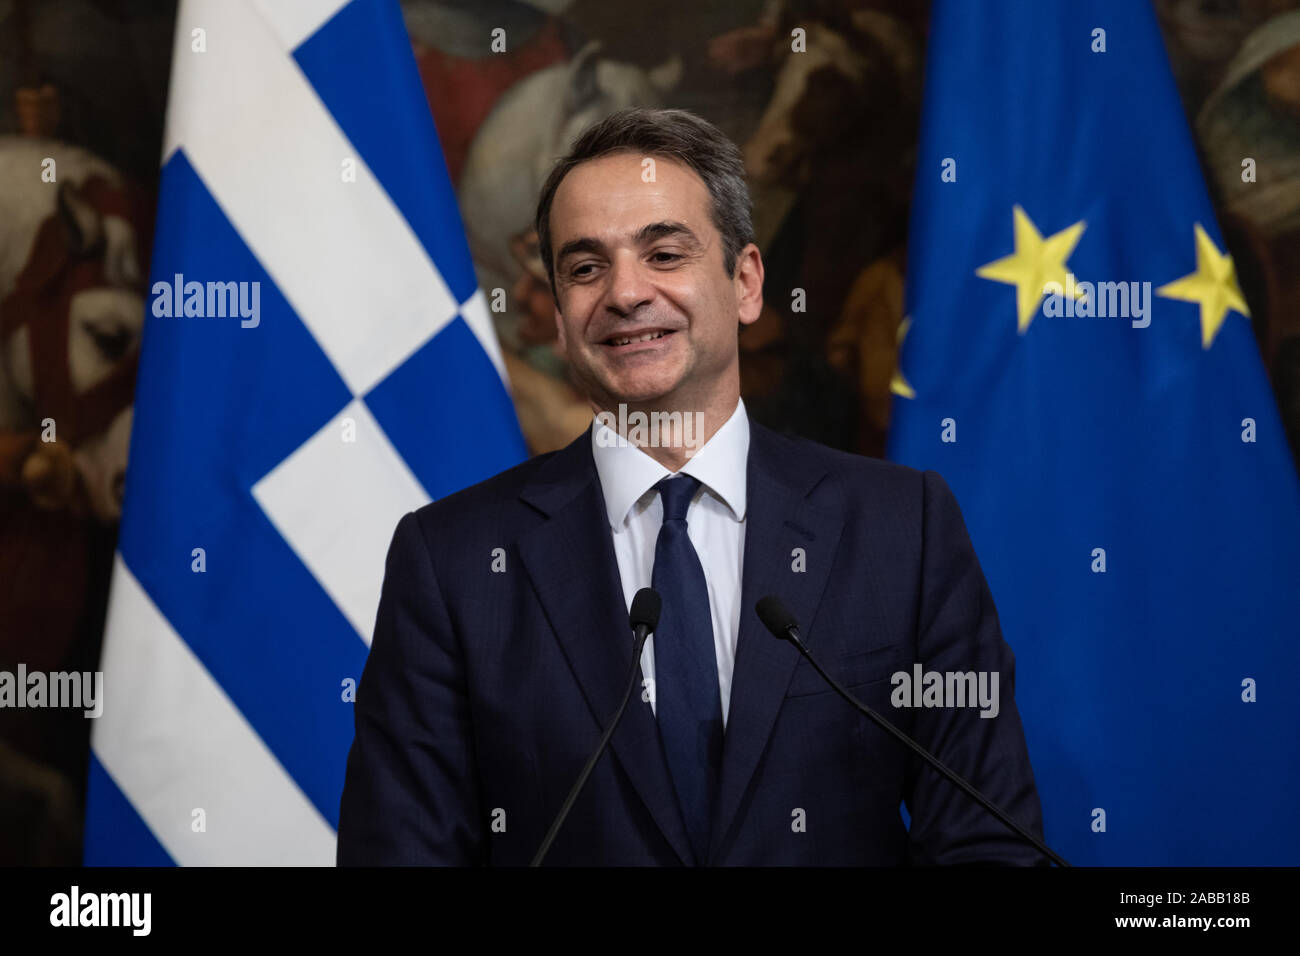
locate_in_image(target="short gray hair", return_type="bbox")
[534,107,755,298]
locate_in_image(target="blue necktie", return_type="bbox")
[650,474,723,865]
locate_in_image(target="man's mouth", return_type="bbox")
[602,329,676,348]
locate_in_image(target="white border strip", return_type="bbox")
[91,555,337,865]
[251,0,352,52]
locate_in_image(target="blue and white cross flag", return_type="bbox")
[85,0,526,865]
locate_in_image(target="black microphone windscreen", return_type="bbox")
[756,595,799,638]
[630,587,661,632]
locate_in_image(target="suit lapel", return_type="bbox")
[517,427,695,866]
[707,421,844,863]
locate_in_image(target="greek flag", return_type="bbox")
[84,0,525,865]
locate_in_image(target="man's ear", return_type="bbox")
[554,303,567,352]
[735,243,765,327]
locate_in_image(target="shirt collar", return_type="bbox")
[591,397,750,529]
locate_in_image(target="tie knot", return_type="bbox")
[655,474,701,523]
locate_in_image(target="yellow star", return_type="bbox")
[976,205,1087,333]
[1155,223,1250,349]
[891,316,915,399]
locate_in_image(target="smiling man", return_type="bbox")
[337,107,1047,866]
[544,143,760,466]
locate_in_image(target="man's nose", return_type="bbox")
[606,252,654,315]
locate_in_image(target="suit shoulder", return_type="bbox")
[762,425,927,497]
[405,447,560,536]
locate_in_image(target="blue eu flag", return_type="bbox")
[888,0,1300,864]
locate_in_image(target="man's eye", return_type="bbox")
[652,252,682,263]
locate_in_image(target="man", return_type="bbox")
[337,107,1045,866]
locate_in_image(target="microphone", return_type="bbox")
[755,595,1070,868]
[530,587,661,866]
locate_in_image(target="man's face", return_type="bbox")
[548,152,757,411]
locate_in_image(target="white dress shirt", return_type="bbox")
[590,397,749,728]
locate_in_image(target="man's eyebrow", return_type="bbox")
[555,237,602,265]
[636,220,700,246]
[555,221,701,265]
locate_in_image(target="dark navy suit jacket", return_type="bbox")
[337,415,1046,865]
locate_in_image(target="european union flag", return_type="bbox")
[888,0,1300,865]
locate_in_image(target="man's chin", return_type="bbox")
[594,382,683,408]
[588,367,689,408]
